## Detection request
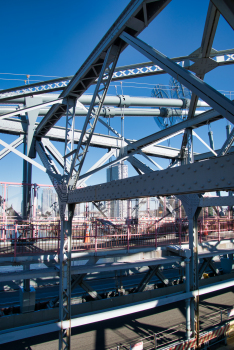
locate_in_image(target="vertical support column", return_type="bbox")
[63,98,76,177]
[178,195,201,342]
[22,135,27,219]
[185,255,191,340]
[147,197,150,219]
[127,199,132,223]
[23,263,30,292]
[3,183,6,223]
[59,202,75,350]
[26,165,32,218]
[187,128,194,164]
[189,208,201,342]
[33,184,37,219]
[22,97,42,220]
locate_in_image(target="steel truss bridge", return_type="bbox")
[1,0,234,349]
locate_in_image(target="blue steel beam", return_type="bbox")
[120,31,234,125]
[0,49,233,103]
[35,0,172,138]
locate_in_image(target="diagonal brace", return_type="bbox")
[135,265,159,293]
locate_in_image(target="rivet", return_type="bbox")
[221,164,224,167]
[200,164,203,167]
[221,177,225,181]
[227,158,230,162]
[182,183,185,186]
[207,179,211,183]
[207,166,210,170]
[214,160,218,164]
[182,172,184,175]
[215,183,219,186]
[228,181,231,185]
[194,170,197,173]
[201,185,204,188]
[194,181,197,184]
[171,185,174,187]
[187,166,190,169]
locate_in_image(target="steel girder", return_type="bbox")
[0,138,60,180]
[71,108,226,179]
[35,0,172,138]
[211,0,234,31]
[0,135,24,160]
[119,32,234,125]
[180,2,220,162]
[0,49,233,103]
[0,119,181,159]
[35,141,62,188]
[218,127,234,157]
[68,153,234,204]
[198,258,219,279]
[68,44,122,189]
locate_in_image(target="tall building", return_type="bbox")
[41,188,58,215]
[106,162,128,219]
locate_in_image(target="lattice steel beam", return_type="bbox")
[120,31,234,124]
[181,2,220,162]
[35,0,172,138]
[0,49,233,103]
[68,44,122,189]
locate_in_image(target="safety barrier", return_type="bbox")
[108,308,234,350]
[0,217,234,257]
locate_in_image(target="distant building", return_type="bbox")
[106,162,128,219]
[41,188,58,215]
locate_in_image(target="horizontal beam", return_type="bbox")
[0,49,233,103]
[1,277,234,344]
[0,99,63,121]
[0,106,206,117]
[68,153,234,203]
[199,196,234,207]
[0,119,180,159]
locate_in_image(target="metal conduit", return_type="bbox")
[0,94,209,108]
[0,107,205,117]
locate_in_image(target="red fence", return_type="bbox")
[0,217,234,257]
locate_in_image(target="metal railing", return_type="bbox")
[107,308,234,350]
[0,217,233,257]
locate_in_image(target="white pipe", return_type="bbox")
[0,106,205,118]
[0,94,209,108]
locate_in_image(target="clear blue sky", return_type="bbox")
[0,0,233,192]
